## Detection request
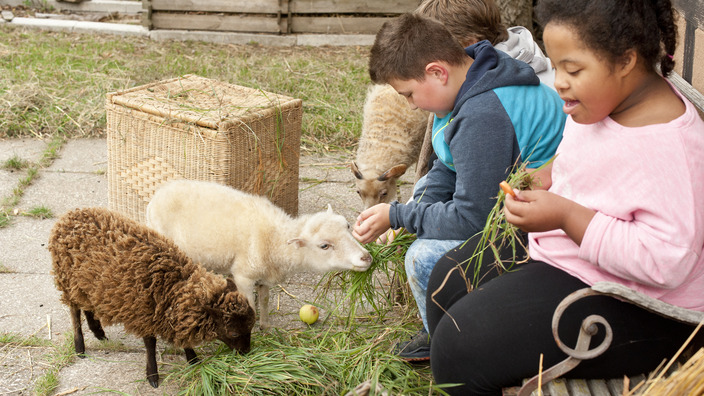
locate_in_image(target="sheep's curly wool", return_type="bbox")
[50,207,254,349]
[357,83,429,174]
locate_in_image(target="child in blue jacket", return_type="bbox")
[352,13,566,360]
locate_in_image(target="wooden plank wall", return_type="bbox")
[144,0,420,34]
[673,0,704,94]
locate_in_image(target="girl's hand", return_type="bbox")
[503,190,595,245]
[353,203,392,244]
[526,163,553,190]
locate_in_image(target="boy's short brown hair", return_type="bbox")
[415,0,508,46]
[369,13,467,84]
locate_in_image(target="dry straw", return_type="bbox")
[627,320,704,396]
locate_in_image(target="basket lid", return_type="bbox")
[106,75,300,130]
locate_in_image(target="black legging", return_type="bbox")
[426,234,697,396]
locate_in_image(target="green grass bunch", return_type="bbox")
[172,325,448,395]
[443,157,556,294]
[317,231,417,324]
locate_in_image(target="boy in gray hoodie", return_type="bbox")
[352,13,565,361]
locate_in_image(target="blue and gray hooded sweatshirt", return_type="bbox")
[389,40,566,240]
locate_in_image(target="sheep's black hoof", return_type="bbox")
[184,348,199,364]
[77,352,87,359]
[147,374,159,388]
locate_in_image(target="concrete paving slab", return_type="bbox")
[149,29,298,47]
[0,273,69,338]
[0,345,53,395]
[0,216,54,274]
[0,172,18,203]
[54,350,184,395]
[10,17,147,36]
[0,0,143,15]
[0,139,47,164]
[0,139,49,200]
[18,170,108,217]
[15,138,110,217]
[49,138,108,173]
[4,13,376,47]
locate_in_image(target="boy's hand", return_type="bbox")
[353,203,392,244]
[503,190,595,245]
[376,227,404,245]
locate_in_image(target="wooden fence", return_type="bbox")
[673,0,704,95]
[142,0,420,35]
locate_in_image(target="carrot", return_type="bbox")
[499,181,516,199]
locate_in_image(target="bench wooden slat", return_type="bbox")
[507,376,648,395]
[547,378,570,396]
[566,379,592,396]
[606,378,624,395]
[586,379,612,396]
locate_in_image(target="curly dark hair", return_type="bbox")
[535,0,678,76]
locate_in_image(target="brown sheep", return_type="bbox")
[49,207,255,388]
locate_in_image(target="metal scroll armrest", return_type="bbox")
[517,282,704,396]
[517,287,613,396]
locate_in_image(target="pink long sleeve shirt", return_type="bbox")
[529,87,704,311]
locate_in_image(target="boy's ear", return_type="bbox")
[426,62,449,84]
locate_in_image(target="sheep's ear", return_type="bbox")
[349,162,364,180]
[204,305,223,320]
[326,204,333,214]
[287,238,306,248]
[377,164,408,181]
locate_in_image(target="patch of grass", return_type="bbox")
[0,212,10,228]
[21,205,53,219]
[2,155,30,170]
[33,333,76,396]
[0,332,66,396]
[0,332,53,347]
[170,325,449,395]
[0,26,370,153]
[447,156,556,290]
[0,135,65,228]
[0,263,13,273]
[318,232,417,324]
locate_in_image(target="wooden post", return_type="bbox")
[142,0,152,30]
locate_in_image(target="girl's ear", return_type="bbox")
[426,62,449,84]
[617,49,638,77]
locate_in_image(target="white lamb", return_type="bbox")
[350,83,430,209]
[146,179,372,329]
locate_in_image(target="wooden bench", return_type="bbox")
[503,283,704,396]
[504,3,704,394]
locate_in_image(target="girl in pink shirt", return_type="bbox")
[426,0,704,394]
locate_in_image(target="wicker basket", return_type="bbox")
[106,74,302,223]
